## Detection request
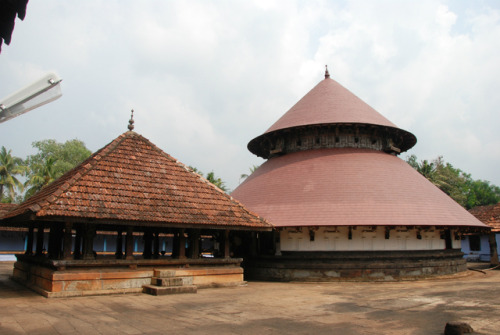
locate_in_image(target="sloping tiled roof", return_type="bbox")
[0,203,18,219]
[469,203,500,232]
[3,131,272,230]
[231,148,488,229]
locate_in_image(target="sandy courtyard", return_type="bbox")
[0,262,498,334]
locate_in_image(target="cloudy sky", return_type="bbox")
[1,0,499,192]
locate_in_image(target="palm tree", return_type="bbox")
[206,171,228,192]
[416,160,435,179]
[0,146,26,202]
[407,155,468,207]
[189,166,229,193]
[239,165,260,183]
[24,156,58,199]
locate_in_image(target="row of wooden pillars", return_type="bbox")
[24,223,232,260]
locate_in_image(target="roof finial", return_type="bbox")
[128,109,135,131]
[325,65,330,79]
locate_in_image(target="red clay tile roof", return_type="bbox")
[3,131,272,231]
[469,203,500,232]
[0,203,18,219]
[231,148,488,229]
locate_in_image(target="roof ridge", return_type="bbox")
[4,132,135,218]
[3,130,272,229]
[37,132,133,206]
[136,139,271,226]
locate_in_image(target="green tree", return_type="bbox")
[26,139,92,176]
[465,179,500,209]
[406,155,500,209]
[0,146,26,203]
[189,166,203,175]
[240,165,260,183]
[407,155,435,179]
[24,139,91,199]
[206,171,228,192]
[189,166,229,193]
[24,156,58,199]
[432,157,469,207]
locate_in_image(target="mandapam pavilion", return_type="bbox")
[0,114,272,297]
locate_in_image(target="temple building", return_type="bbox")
[464,202,500,263]
[231,67,489,281]
[0,114,272,297]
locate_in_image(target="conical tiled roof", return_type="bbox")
[232,148,487,229]
[3,131,271,230]
[233,72,488,231]
[248,75,417,157]
[266,76,397,133]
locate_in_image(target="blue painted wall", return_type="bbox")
[461,234,500,262]
[0,230,174,255]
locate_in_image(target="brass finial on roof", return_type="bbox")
[128,109,135,131]
[325,65,330,79]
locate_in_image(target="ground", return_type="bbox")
[0,262,498,335]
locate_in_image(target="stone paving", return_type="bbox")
[0,261,499,334]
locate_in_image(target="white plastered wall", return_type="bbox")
[280,226,461,251]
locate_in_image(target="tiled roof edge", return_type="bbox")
[135,136,273,227]
[121,132,272,226]
[38,133,132,207]
[4,132,134,219]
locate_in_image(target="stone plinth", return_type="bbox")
[244,249,467,282]
[11,255,244,298]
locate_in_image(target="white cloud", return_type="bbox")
[1,0,499,191]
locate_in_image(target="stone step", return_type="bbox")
[151,276,193,287]
[154,269,177,278]
[142,284,197,296]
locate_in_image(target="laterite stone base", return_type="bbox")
[142,285,198,295]
[11,258,246,298]
[244,249,467,282]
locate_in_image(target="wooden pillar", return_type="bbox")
[444,229,452,249]
[489,232,499,266]
[115,229,123,259]
[48,224,64,259]
[143,231,153,259]
[178,229,186,259]
[25,225,34,255]
[224,229,230,259]
[73,226,82,259]
[153,231,160,259]
[62,222,73,260]
[125,226,134,260]
[190,230,200,259]
[250,232,257,257]
[274,230,282,256]
[82,224,96,260]
[47,224,56,257]
[172,232,179,258]
[35,223,45,256]
[273,230,279,255]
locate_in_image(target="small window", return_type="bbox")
[469,235,481,251]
